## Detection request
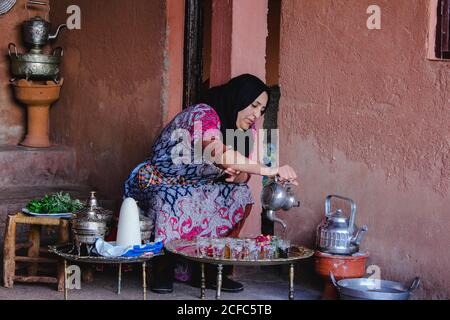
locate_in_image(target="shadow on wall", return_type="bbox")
[48,0,168,206]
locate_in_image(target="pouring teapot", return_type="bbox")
[22,1,66,50]
[261,175,300,230]
[316,195,368,255]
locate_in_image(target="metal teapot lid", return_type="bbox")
[75,203,102,222]
[74,192,108,222]
[27,15,46,21]
[328,209,349,224]
[88,191,99,208]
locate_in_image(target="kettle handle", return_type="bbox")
[408,277,420,292]
[329,272,340,291]
[8,43,18,58]
[26,1,50,20]
[52,47,64,57]
[273,174,291,187]
[325,195,357,230]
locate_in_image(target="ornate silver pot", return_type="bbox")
[22,1,66,50]
[8,43,62,81]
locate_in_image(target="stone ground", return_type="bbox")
[0,265,322,301]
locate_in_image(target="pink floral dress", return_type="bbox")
[124,104,254,244]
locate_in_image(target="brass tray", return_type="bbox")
[165,239,314,266]
[49,243,163,264]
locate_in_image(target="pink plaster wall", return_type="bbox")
[210,0,233,87]
[279,0,450,299]
[49,0,167,205]
[0,0,27,144]
[165,0,185,125]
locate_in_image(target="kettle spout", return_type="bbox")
[266,210,287,230]
[351,225,368,246]
[49,24,67,40]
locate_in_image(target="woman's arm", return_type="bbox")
[224,169,251,184]
[203,139,275,176]
[202,139,298,184]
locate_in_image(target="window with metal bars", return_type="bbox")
[435,0,450,59]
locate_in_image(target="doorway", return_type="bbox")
[262,0,282,235]
[182,0,283,235]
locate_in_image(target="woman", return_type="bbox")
[124,74,298,293]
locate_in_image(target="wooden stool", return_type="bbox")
[3,212,70,291]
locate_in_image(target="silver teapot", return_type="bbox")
[261,176,300,230]
[316,195,368,255]
[71,192,112,255]
[23,1,66,52]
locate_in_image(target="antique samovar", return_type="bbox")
[8,1,66,82]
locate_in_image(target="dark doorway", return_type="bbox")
[261,0,282,236]
[183,0,213,108]
[183,0,204,108]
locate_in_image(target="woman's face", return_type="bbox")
[236,91,268,130]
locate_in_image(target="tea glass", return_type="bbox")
[244,239,259,260]
[231,239,244,260]
[278,239,291,258]
[263,243,277,260]
[212,238,226,259]
[196,238,210,257]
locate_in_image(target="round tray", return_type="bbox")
[22,208,73,218]
[48,243,163,264]
[165,239,314,266]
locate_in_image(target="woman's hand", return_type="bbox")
[224,168,250,184]
[267,165,298,186]
[224,168,240,177]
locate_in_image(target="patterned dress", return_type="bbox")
[124,104,254,244]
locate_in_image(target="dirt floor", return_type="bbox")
[0,265,322,300]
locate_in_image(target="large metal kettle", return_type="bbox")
[22,1,66,51]
[316,195,368,255]
[261,176,300,230]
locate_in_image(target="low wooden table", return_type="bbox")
[48,244,163,300]
[165,239,314,300]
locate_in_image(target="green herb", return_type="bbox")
[26,192,84,214]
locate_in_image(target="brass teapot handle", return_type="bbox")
[26,1,50,20]
[325,195,357,231]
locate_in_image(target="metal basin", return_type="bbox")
[72,220,107,245]
[9,43,63,81]
[330,272,420,300]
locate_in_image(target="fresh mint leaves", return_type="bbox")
[26,192,84,214]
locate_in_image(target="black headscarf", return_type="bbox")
[203,74,270,157]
